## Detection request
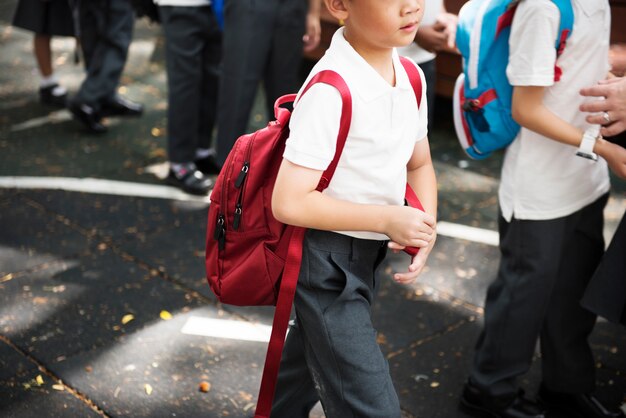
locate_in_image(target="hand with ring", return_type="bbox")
[580,76,626,137]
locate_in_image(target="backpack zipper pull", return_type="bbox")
[235,162,249,188]
[214,214,226,250]
[233,204,242,230]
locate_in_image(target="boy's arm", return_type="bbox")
[390,137,438,284]
[511,86,582,146]
[271,160,436,250]
[512,85,626,177]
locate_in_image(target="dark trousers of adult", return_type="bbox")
[470,194,609,398]
[158,6,221,164]
[215,0,307,165]
[271,230,401,418]
[75,0,134,112]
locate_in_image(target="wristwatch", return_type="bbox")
[576,126,600,161]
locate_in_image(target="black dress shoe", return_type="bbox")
[39,84,67,107]
[195,155,222,175]
[101,95,144,117]
[166,166,213,195]
[460,380,546,418]
[68,100,107,134]
[538,385,625,418]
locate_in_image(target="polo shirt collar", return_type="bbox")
[326,27,412,102]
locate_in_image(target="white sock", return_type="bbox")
[195,148,215,160]
[40,74,58,88]
[51,85,67,96]
[171,162,197,178]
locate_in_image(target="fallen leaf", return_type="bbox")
[199,381,211,393]
[52,384,64,391]
[430,381,440,388]
[145,383,153,395]
[36,375,44,385]
[121,314,135,325]
[160,310,172,320]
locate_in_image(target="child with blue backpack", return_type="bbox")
[460,1,624,418]
[268,0,437,416]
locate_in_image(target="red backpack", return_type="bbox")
[205,57,423,418]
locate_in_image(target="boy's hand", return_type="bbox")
[388,231,437,284]
[384,206,435,250]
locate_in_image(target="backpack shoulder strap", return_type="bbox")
[299,70,353,191]
[399,56,423,109]
[551,0,574,81]
[253,71,352,418]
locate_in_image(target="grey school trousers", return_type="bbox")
[215,0,307,165]
[470,193,608,397]
[158,6,222,163]
[75,0,134,111]
[271,229,401,418]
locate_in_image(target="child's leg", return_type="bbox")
[34,33,67,106]
[271,321,320,418]
[286,230,400,418]
[470,213,571,399]
[540,193,608,393]
[33,33,53,78]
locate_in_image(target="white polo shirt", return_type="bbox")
[284,27,429,240]
[500,0,610,222]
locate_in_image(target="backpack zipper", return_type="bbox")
[232,133,255,230]
[232,162,249,230]
[213,213,225,250]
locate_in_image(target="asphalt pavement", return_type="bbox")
[1,5,625,418]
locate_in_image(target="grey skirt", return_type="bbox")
[12,0,75,37]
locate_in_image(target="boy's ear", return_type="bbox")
[324,0,349,22]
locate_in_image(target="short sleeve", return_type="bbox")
[284,83,343,171]
[506,0,560,86]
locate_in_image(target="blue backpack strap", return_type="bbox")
[551,0,573,81]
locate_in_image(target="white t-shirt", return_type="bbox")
[284,28,429,240]
[499,0,611,222]
[397,0,443,64]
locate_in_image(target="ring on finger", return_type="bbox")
[602,111,611,123]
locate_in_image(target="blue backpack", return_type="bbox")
[452,0,573,159]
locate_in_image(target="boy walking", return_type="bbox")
[461,1,624,418]
[268,0,437,417]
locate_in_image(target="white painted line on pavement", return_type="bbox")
[181,316,272,342]
[10,110,72,132]
[0,176,211,203]
[0,176,501,245]
[437,221,499,247]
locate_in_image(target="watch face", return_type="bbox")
[576,151,599,161]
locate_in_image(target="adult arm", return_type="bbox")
[303,0,321,52]
[414,4,458,53]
